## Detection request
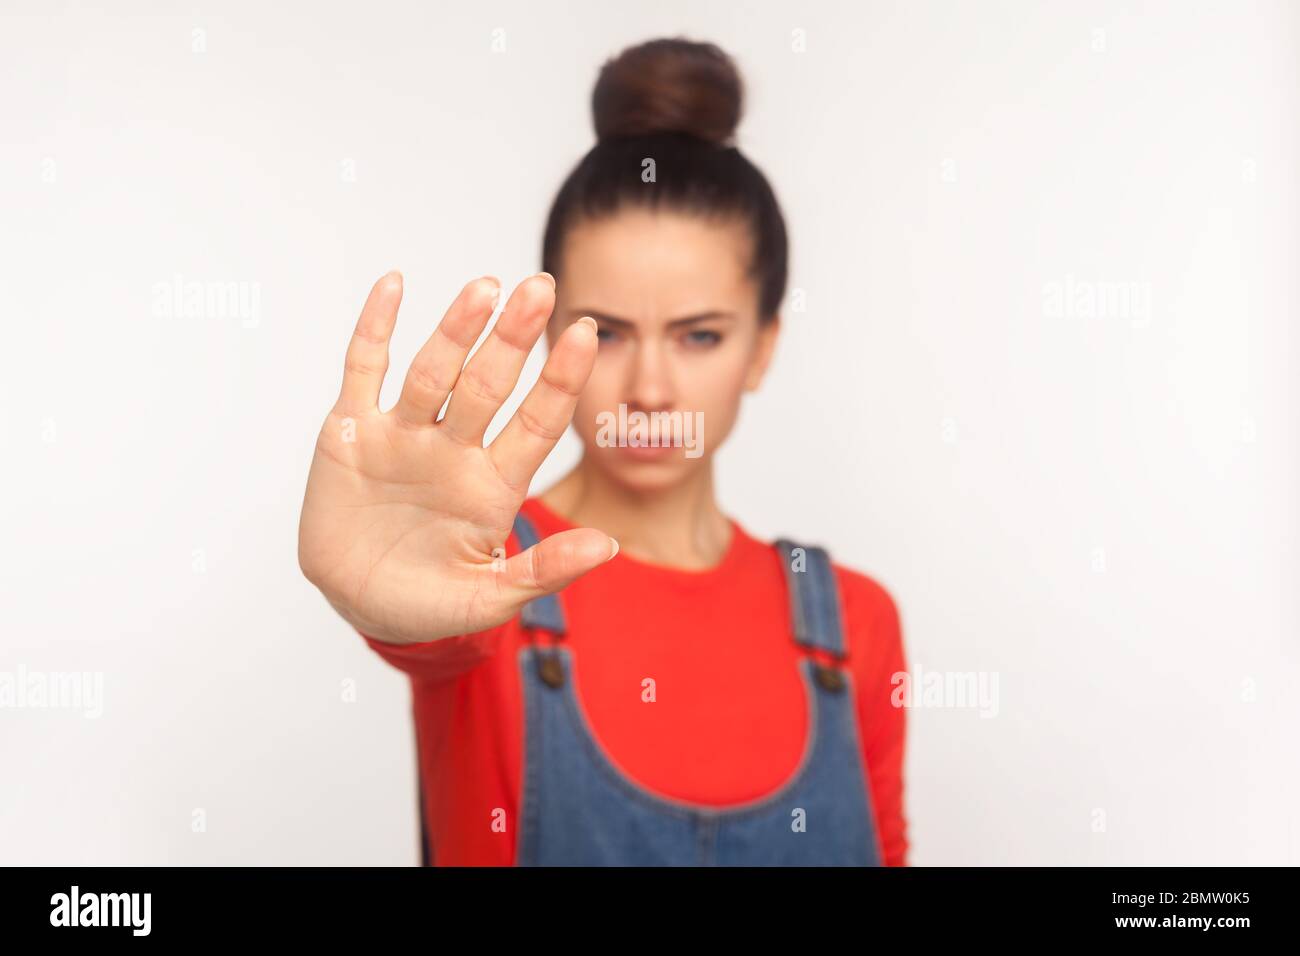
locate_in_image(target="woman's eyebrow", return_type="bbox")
[570,309,736,328]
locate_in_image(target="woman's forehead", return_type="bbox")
[557,209,757,319]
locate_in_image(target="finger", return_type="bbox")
[393,276,501,427]
[498,527,618,602]
[338,271,403,413]
[440,273,555,445]
[488,315,598,489]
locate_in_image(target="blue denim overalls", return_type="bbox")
[510,512,883,866]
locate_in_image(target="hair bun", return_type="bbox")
[592,38,743,146]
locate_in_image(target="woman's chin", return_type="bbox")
[591,446,705,492]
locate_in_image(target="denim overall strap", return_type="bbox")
[513,512,566,635]
[773,539,847,658]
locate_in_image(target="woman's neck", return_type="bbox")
[539,460,733,571]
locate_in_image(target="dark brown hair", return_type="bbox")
[541,37,788,322]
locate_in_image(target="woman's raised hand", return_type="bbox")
[297,271,615,646]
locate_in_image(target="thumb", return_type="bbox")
[499,527,618,604]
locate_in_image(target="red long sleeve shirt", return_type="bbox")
[362,497,909,866]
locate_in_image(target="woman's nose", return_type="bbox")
[627,339,674,410]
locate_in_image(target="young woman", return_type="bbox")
[298,37,908,866]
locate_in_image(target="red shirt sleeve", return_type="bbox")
[359,625,508,684]
[839,568,910,866]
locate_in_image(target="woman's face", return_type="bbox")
[547,206,779,493]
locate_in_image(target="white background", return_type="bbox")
[1,0,1296,865]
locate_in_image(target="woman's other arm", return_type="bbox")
[841,568,910,866]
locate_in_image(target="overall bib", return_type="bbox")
[511,512,883,866]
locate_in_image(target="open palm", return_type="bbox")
[297,271,614,646]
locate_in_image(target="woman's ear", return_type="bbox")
[744,314,781,391]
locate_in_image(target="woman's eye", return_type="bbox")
[683,329,722,348]
[595,327,619,344]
